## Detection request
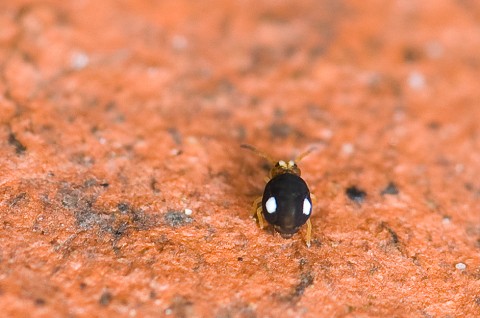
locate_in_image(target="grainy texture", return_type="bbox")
[1,1,480,317]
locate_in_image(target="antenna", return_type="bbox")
[240,144,276,164]
[294,147,316,163]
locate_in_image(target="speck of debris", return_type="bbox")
[117,202,130,213]
[8,132,26,154]
[293,272,314,298]
[455,263,466,270]
[34,298,46,306]
[442,216,451,225]
[346,186,367,204]
[403,46,423,62]
[386,226,399,245]
[99,291,113,306]
[164,211,193,228]
[184,208,193,215]
[381,182,399,195]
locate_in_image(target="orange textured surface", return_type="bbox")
[1,1,480,317]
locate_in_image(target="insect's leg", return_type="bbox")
[251,197,262,218]
[256,205,266,229]
[252,196,266,229]
[305,219,312,248]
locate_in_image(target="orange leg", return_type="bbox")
[251,196,266,229]
[305,219,312,248]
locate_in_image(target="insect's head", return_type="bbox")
[241,144,314,178]
[271,160,301,177]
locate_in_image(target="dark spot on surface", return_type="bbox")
[475,296,480,306]
[412,254,421,266]
[293,272,314,298]
[380,222,404,255]
[403,46,423,62]
[8,133,26,154]
[428,121,441,130]
[150,177,160,193]
[164,211,192,228]
[99,291,112,306]
[8,192,27,207]
[269,122,297,139]
[80,282,87,290]
[34,298,46,306]
[237,257,243,261]
[381,182,399,195]
[234,125,246,141]
[216,302,256,318]
[70,152,95,166]
[60,185,100,229]
[117,202,130,213]
[83,178,98,187]
[261,162,271,173]
[386,226,399,245]
[167,296,194,318]
[150,290,156,299]
[299,258,308,269]
[168,127,182,145]
[59,183,156,242]
[346,186,366,203]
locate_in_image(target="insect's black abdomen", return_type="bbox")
[261,173,312,235]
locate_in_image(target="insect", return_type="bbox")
[242,144,315,247]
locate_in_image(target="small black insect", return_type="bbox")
[242,144,315,247]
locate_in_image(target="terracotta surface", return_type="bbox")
[1,1,480,317]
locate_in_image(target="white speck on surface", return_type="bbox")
[184,208,192,215]
[455,164,464,173]
[265,197,277,214]
[71,51,90,70]
[341,143,354,155]
[425,41,443,59]
[169,148,181,156]
[455,262,466,270]
[165,308,173,315]
[320,128,333,140]
[172,35,189,50]
[442,216,451,225]
[408,71,426,90]
[303,198,311,215]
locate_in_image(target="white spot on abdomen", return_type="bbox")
[265,197,277,214]
[303,198,312,215]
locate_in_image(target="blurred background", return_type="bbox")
[1,1,479,317]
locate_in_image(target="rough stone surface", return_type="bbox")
[1,1,480,317]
